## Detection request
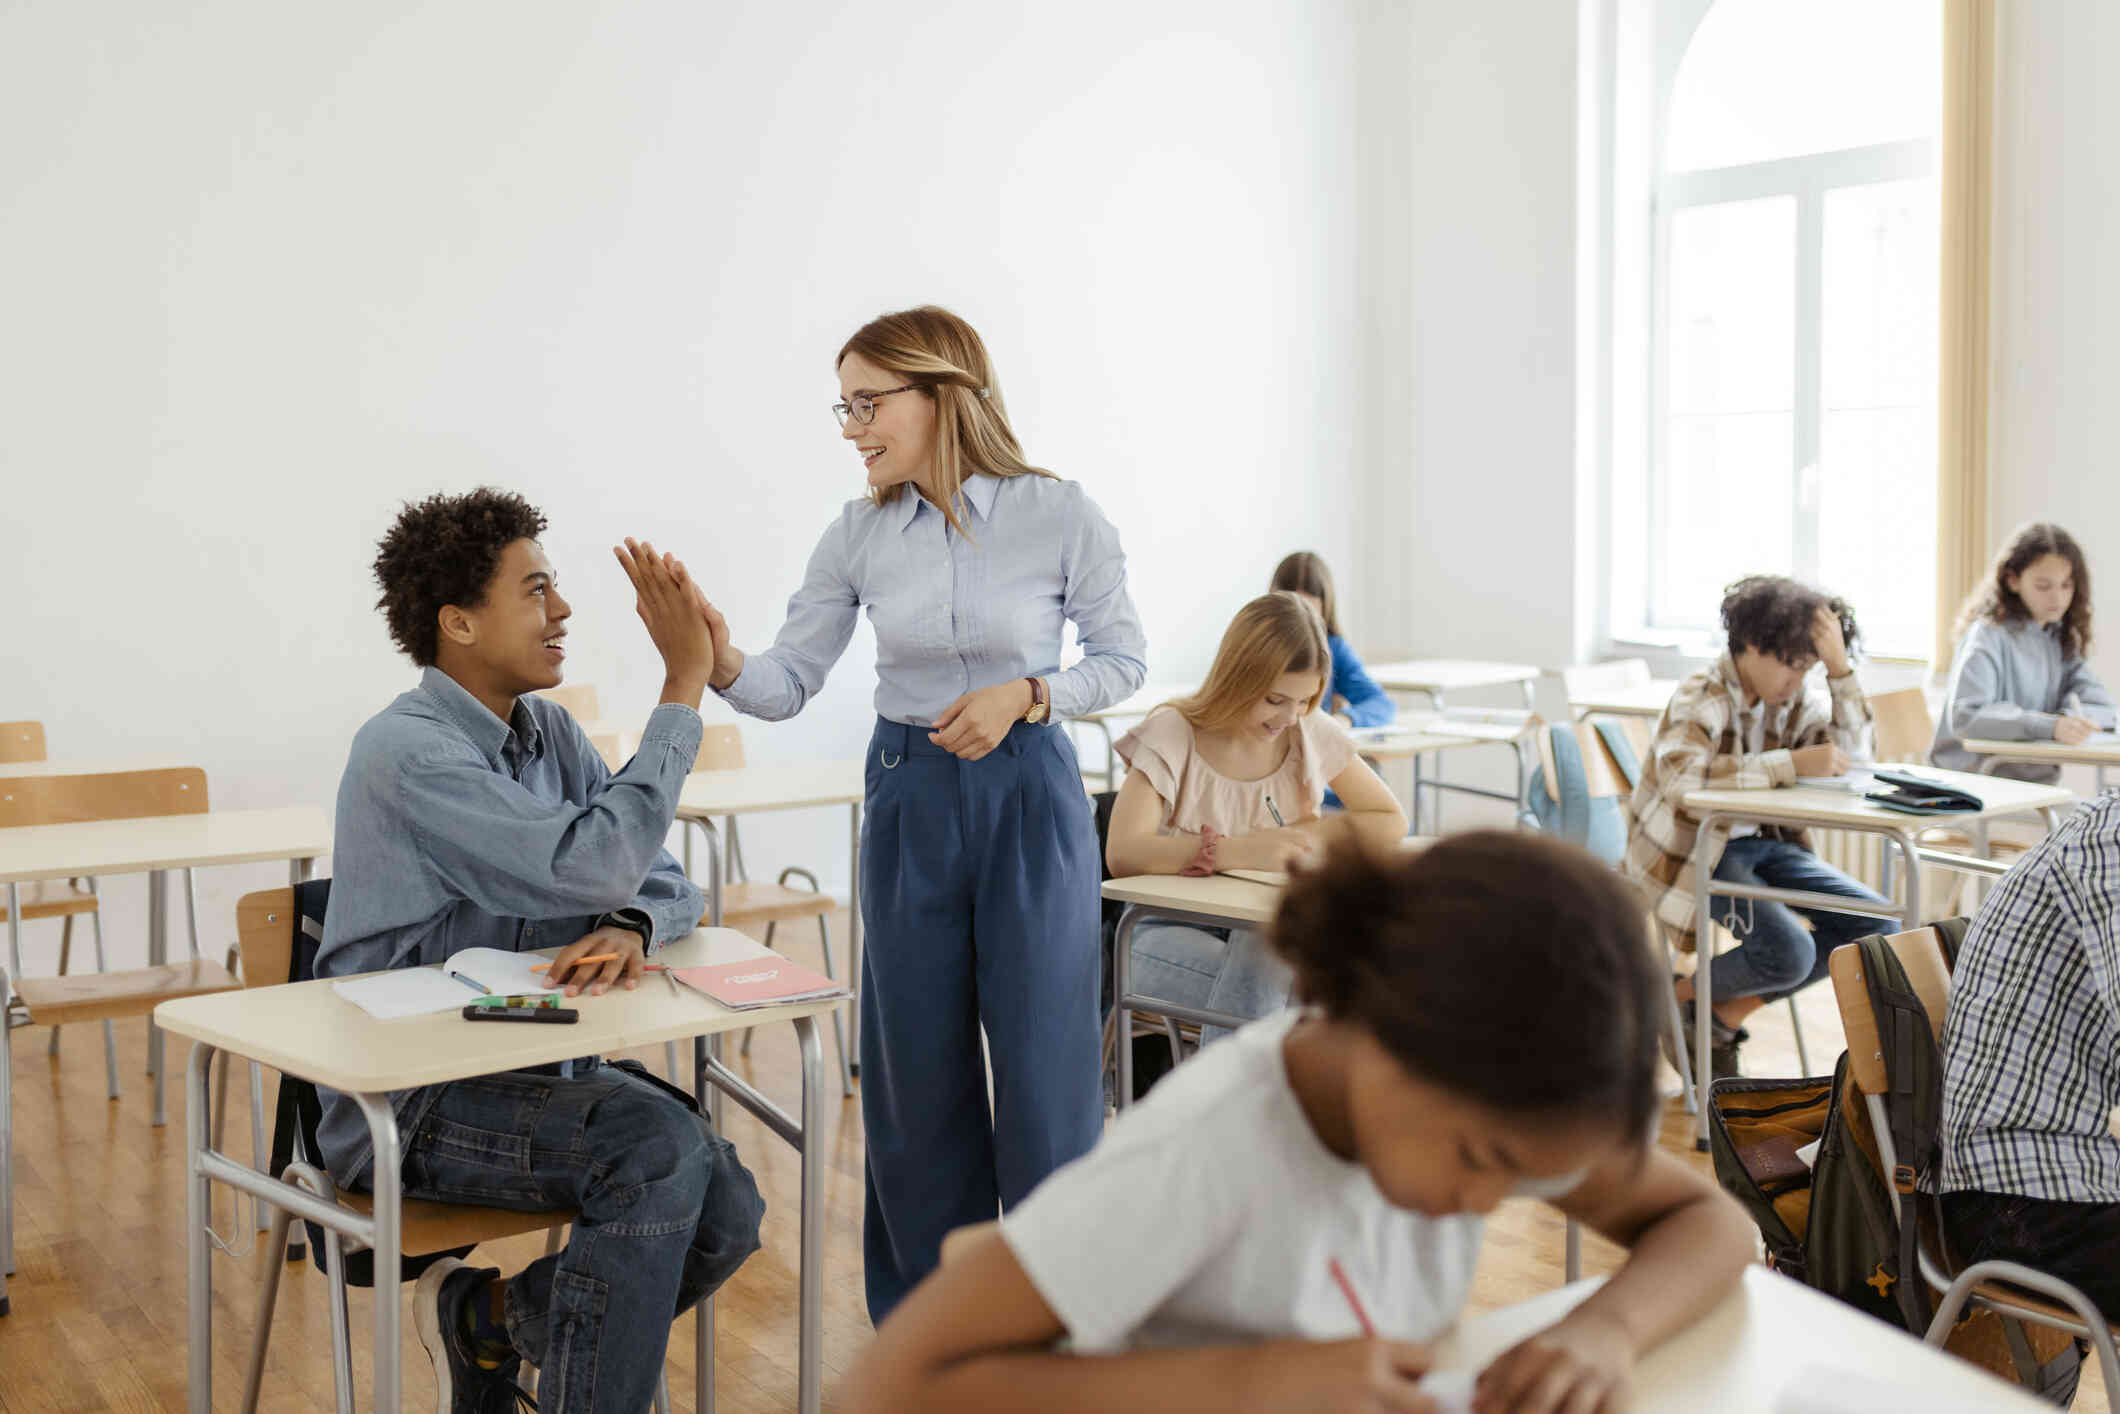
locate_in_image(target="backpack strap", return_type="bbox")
[1857,932,1942,1331]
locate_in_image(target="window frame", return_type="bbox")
[1644,135,1938,647]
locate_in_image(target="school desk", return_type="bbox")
[155,926,844,1414]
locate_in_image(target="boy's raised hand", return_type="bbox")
[1809,604,1852,677]
[614,538,714,703]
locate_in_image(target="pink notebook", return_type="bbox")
[669,957,849,1010]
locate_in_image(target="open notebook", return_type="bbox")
[332,946,560,1021]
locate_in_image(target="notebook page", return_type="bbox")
[332,968,484,1021]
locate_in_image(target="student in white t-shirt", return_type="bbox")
[846,832,1753,1414]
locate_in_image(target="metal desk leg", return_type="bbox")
[186,1042,216,1409]
[847,800,862,1075]
[352,1092,405,1414]
[694,1034,717,1414]
[1,965,11,1314]
[795,1016,824,1414]
[1519,679,1537,710]
[1114,906,1138,1110]
[148,869,166,1082]
[1690,816,1726,1150]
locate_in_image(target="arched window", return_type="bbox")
[1648,0,1940,655]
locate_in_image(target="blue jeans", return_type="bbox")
[858,718,1104,1325]
[1127,921,1293,1044]
[399,1057,765,1414]
[1705,836,1889,1002]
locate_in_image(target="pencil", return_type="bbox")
[1328,1257,1375,1339]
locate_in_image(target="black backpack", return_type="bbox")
[1708,919,2083,1402]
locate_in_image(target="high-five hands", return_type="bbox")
[614,539,715,707]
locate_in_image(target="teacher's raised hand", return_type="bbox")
[928,679,1036,761]
[614,537,714,708]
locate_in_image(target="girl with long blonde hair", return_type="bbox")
[1103,592,1404,1063]
[691,306,1146,1323]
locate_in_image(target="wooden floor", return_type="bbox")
[0,909,2102,1411]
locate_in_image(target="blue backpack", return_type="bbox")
[1524,720,1641,865]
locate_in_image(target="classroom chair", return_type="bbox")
[1827,927,2120,1408]
[1,768,251,1124]
[1869,686,2041,913]
[688,726,855,1098]
[233,885,672,1414]
[534,682,634,772]
[0,723,113,1067]
[0,722,46,765]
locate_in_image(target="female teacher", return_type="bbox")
[698,306,1146,1321]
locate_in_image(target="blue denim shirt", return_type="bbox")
[718,472,1147,726]
[313,667,705,1185]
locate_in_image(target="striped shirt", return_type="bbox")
[1620,653,1873,950]
[1939,791,2120,1201]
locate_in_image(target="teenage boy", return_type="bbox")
[317,488,761,1413]
[1623,574,1886,1078]
[1939,791,2120,1317]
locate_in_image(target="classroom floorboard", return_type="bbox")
[0,909,2101,1411]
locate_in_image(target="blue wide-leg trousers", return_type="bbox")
[857,716,1103,1323]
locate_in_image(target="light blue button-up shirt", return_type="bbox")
[313,667,704,1185]
[719,473,1147,726]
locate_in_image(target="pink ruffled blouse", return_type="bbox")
[1114,706,1357,837]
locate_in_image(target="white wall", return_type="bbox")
[1989,1,2120,707]
[1,1,1381,971]
[1392,2,1586,693]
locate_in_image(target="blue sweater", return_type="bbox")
[1329,635,1395,727]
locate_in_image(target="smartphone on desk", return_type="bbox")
[463,1004,580,1024]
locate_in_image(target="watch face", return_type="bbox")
[1027,703,1049,724]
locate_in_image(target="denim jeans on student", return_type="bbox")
[1127,921,1294,1045]
[1704,836,1889,1002]
[398,1057,765,1414]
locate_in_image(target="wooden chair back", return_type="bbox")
[1828,927,1952,1097]
[696,725,746,772]
[535,683,602,721]
[1869,687,1935,764]
[235,887,298,992]
[1535,722,1630,802]
[0,721,46,764]
[1561,658,1651,700]
[0,767,209,828]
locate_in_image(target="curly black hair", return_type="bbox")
[1271,832,1663,1146]
[1720,574,1861,667]
[372,488,548,666]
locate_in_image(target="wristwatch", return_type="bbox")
[1022,676,1050,725]
[595,907,654,951]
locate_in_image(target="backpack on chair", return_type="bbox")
[1708,920,2084,1404]
[1524,719,1640,864]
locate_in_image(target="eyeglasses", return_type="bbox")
[832,384,920,428]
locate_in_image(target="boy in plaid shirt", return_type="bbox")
[1622,575,1883,1078]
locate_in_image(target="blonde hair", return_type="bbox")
[1172,593,1332,733]
[837,306,1056,540]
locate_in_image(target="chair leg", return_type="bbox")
[322,1230,355,1414]
[1787,996,1813,1075]
[1565,1218,1582,1283]
[47,915,73,1057]
[815,916,855,1096]
[240,1201,300,1413]
[1662,977,1698,1114]
[88,898,118,1101]
[654,1369,672,1414]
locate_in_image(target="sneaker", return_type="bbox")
[413,1257,531,1413]
[1667,999,1748,1083]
